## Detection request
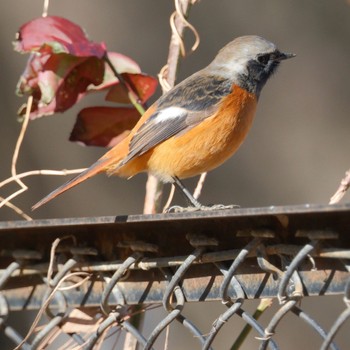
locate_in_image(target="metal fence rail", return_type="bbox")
[0,203,349,349]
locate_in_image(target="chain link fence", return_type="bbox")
[0,204,349,349]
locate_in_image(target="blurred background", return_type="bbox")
[0,0,349,220]
[0,1,349,349]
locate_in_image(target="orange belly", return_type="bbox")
[115,85,257,182]
[148,86,257,182]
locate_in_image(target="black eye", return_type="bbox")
[257,54,270,65]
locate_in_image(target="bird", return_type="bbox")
[32,35,295,211]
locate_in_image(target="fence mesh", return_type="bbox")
[0,204,349,349]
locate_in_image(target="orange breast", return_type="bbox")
[146,85,257,182]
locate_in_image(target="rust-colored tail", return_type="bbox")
[32,156,117,210]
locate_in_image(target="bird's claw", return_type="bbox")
[164,204,240,213]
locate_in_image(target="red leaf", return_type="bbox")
[106,73,158,104]
[53,55,104,111]
[16,53,49,96]
[70,107,141,147]
[125,73,158,103]
[14,16,106,58]
[17,53,104,119]
[89,52,141,92]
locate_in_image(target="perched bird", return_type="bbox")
[32,35,295,211]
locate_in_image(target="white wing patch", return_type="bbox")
[154,106,187,123]
[118,74,233,167]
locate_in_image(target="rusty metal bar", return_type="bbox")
[0,203,349,308]
[1,203,349,262]
[0,203,349,349]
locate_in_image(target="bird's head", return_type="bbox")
[210,35,295,95]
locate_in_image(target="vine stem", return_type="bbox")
[144,0,199,215]
[125,3,200,350]
[103,54,146,116]
[329,169,350,204]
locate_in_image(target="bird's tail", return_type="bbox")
[32,154,121,211]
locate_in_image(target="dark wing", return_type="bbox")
[119,72,233,166]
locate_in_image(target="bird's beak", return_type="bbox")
[276,51,296,61]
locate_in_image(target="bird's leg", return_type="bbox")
[165,176,239,213]
[172,176,203,208]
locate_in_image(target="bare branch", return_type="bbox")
[0,168,86,188]
[193,172,208,200]
[14,271,91,350]
[0,168,86,210]
[11,96,32,186]
[329,169,350,204]
[0,97,32,214]
[103,54,146,115]
[0,187,26,210]
[144,0,200,214]
[42,0,50,17]
[162,184,176,212]
[0,196,32,220]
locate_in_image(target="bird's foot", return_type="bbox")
[203,204,240,210]
[165,203,240,213]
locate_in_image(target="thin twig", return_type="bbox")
[163,184,176,212]
[127,4,200,350]
[14,271,91,350]
[47,236,76,286]
[162,0,194,88]
[0,97,32,214]
[0,96,84,217]
[163,294,173,350]
[172,0,200,56]
[42,0,50,17]
[329,169,350,204]
[143,175,164,214]
[0,168,86,188]
[0,188,26,211]
[104,22,172,350]
[0,196,32,220]
[230,298,273,350]
[193,172,207,200]
[103,54,146,115]
[158,64,172,93]
[38,326,62,349]
[0,168,86,210]
[1,37,145,218]
[11,96,32,186]
[145,0,200,214]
